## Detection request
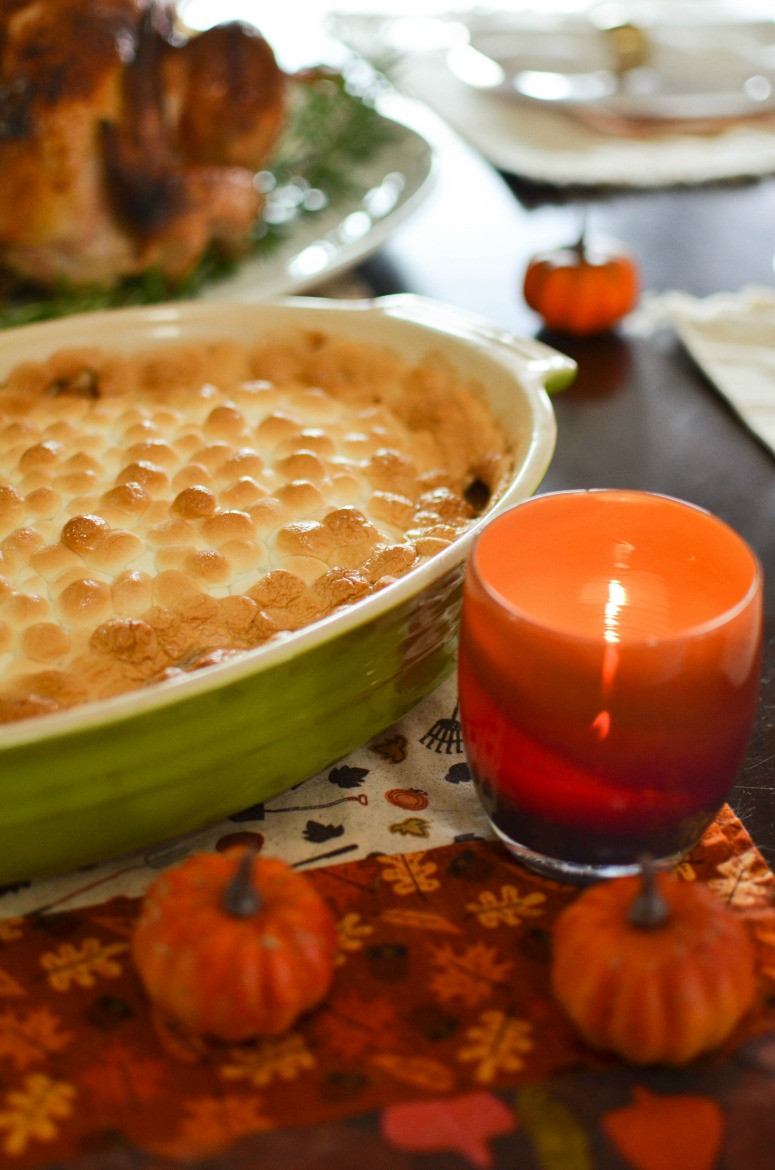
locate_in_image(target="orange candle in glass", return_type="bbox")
[458,490,763,883]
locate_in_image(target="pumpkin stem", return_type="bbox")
[627,855,670,930]
[574,209,588,258]
[222,848,262,918]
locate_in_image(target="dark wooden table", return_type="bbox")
[361,114,775,864]
[19,71,775,1170]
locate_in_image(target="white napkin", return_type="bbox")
[630,286,775,457]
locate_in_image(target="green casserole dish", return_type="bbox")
[0,294,572,883]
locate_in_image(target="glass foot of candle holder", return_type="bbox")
[490,824,687,886]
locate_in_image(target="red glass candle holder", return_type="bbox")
[458,490,763,883]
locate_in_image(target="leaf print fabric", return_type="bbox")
[40,940,127,991]
[369,1053,455,1094]
[0,1009,72,1070]
[78,1042,166,1107]
[0,968,26,998]
[379,909,460,935]
[0,1075,75,1158]
[466,887,547,928]
[0,919,23,943]
[429,942,513,1006]
[220,1034,315,1088]
[389,816,431,838]
[378,853,440,896]
[458,1011,534,1083]
[0,816,771,1168]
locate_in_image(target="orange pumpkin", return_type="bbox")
[131,848,338,1041]
[523,233,639,335]
[551,864,757,1065]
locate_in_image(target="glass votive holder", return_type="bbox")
[458,489,763,884]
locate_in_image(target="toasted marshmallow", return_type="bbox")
[0,329,510,722]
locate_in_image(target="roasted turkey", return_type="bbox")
[0,0,287,289]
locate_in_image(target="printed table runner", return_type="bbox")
[0,807,773,1169]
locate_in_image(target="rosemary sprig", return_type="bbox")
[0,66,395,329]
[271,66,394,202]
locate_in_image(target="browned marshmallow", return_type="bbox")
[0,329,510,723]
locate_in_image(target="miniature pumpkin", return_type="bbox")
[523,231,639,335]
[551,863,757,1065]
[131,847,338,1041]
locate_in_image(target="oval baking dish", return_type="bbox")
[0,294,571,883]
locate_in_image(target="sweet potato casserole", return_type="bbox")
[0,329,511,723]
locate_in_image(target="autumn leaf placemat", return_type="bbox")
[0,808,773,1169]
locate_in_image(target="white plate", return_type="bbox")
[201,91,435,302]
[332,12,775,188]
[450,18,775,124]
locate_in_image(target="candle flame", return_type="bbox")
[603,578,626,643]
[592,604,623,740]
[592,710,611,739]
[601,640,620,689]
